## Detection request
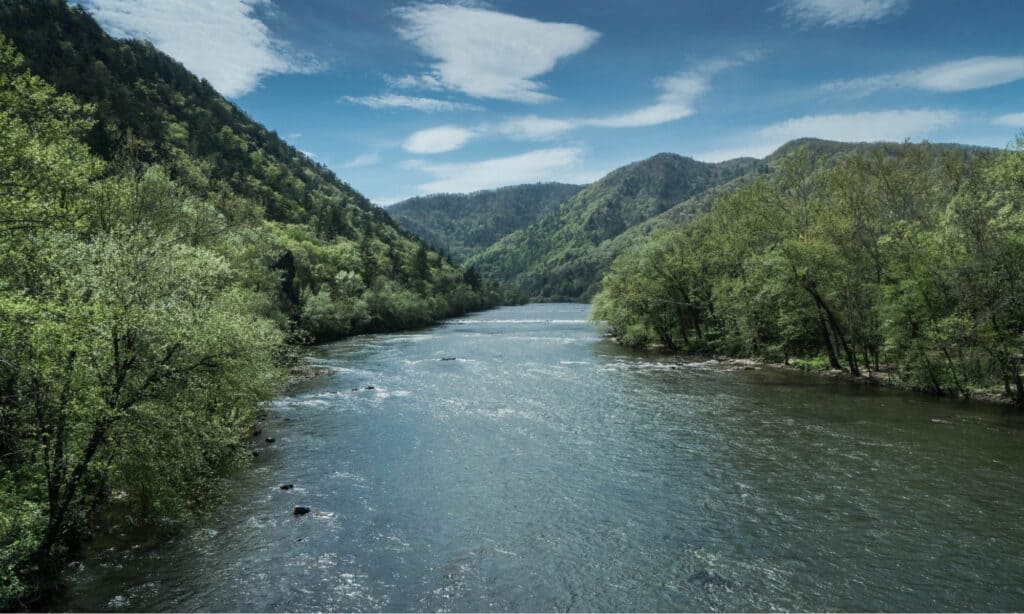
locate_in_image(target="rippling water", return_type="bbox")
[61,304,1024,611]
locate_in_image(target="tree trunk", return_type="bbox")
[817,311,842,370]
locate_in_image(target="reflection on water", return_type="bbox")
[61,304,1024,611]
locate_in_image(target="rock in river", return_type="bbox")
[293,506,311,516]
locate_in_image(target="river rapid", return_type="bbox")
[59,303,1024,611]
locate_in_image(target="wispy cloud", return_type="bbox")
[406,147,592,193]
[342,152,382,168]
[779,0,907,27]
[697,109,957,161]
[403,125,478,154]
[406,56,753,153]
[495,116,578,140]
[393,4,600,103]
[586,56,755,128]
[79,0,320,97]
[824,56,1024,97]
[342,94,481,112]
[993,113,1024,127]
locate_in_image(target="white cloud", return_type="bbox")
[496,116,578,140]
[824,56,1024,97]
[409,147,590,193]
[342,152,381,168]
[440,56,753,148]
[697,109,957,161]
[342,94,481,112]
[780,0,907,26]
[586,73,708,128]
[79,0,319,97]
[394,4,600,103]
[403,125,477,154]
[993,113,1024,127]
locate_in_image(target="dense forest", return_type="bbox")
[387,183,582,263]
[593,139,1024,404]
[0,1,502,606]
[466,153,762,301]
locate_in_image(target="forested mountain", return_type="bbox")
[0,1,501,605]
[387,183,582,262]
[593,138,1023,404]
[465,153,761,300]
[0,0,501,340]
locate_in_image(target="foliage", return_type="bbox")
[0,0,503,341]
[466,153,765,301]
[388,183,582,263]
[593,139,1024,404]
[0,2,501,603]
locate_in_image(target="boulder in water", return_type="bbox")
[293,506,311,516]
[280,484,294,490]
[265,437,275,443]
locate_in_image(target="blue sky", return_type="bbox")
[79,0,1024,204]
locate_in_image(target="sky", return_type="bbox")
[78,0,1024,204]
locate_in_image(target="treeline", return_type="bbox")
[593,141,1024,404]
[0,26,497,609]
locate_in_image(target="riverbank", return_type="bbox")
[608,335,1020,409]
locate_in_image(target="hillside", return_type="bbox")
[0,3,501,602]
[592,136,1023,404]
[0,0,501,339]
[465,153,760,300]
[387,183,582,262]
[459,138,987,302]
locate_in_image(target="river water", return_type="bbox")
[60,304,1024,611]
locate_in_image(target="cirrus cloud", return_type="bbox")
[824,56,1024,98]
[780,0,907,26]
[342,94,482,112]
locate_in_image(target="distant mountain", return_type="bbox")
[387,183,583,262]
[465,153,761,300]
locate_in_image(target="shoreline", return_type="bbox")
[609,336,1020,409]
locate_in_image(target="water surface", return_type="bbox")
[62,304,1024,611]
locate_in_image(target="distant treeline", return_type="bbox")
[594,140,1024,404]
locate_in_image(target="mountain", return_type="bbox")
[387,183,583,262]
[465,153,761,300]
[0,0,501,339]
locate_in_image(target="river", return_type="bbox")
[59,303,1024,611]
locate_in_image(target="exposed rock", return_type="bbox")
[265,437,275,443]
[365,385,375,390]
[280,484,294,490]
[440,357,457,361]
[293,506,311,516]
[251,450,259,457]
